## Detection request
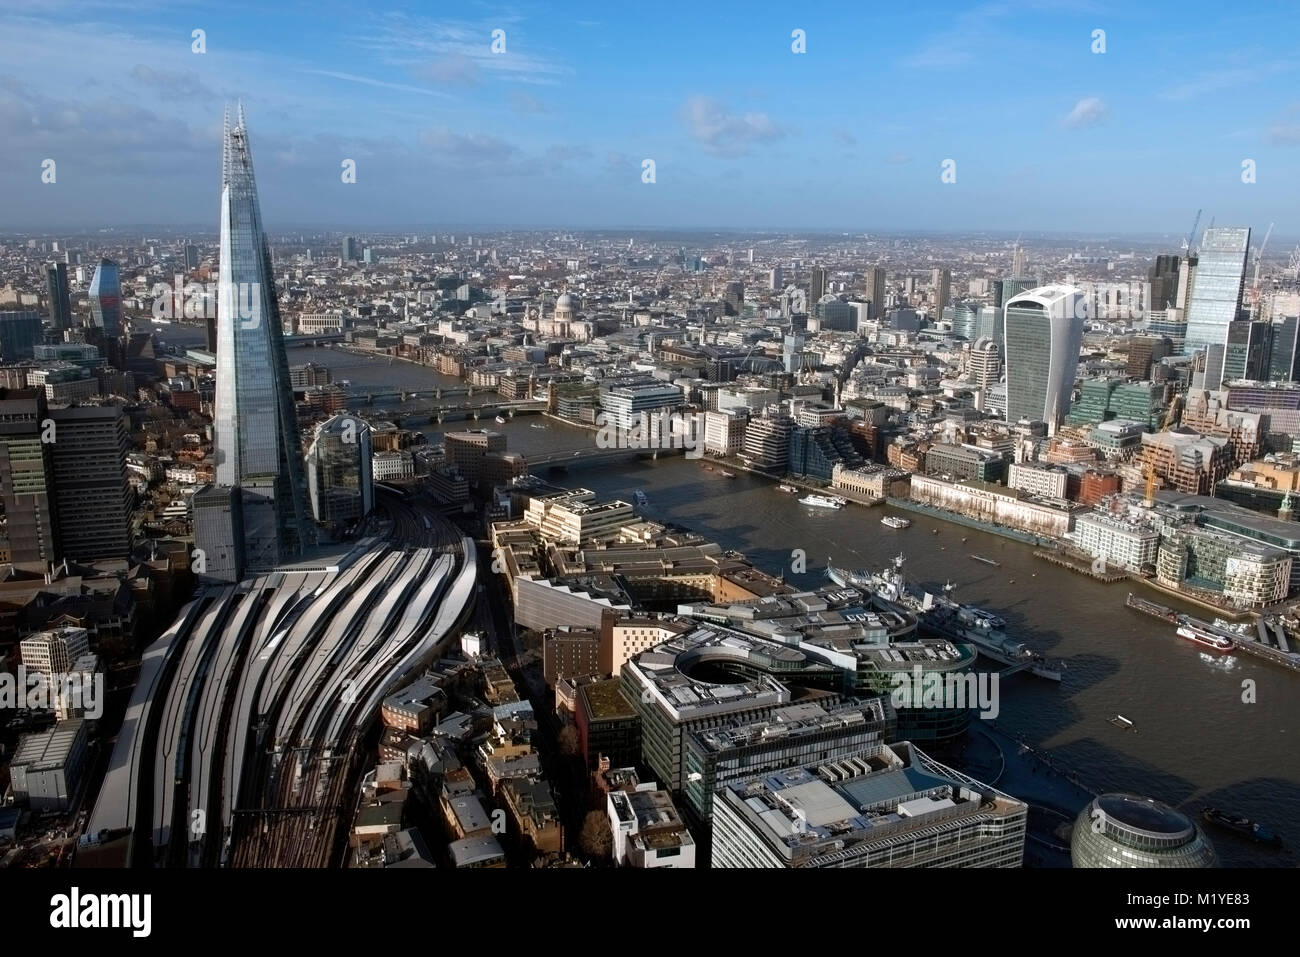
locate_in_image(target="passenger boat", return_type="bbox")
[881,516,911,529]
[778,484,798,493]
[799,494,843,509]
[1175,620,1235,653]
[1202,807,1283,847]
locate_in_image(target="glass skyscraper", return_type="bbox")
[88,258,122,339]
[1182,226,1251,389]
[208,105,314,574]
[0,310,43,361]
[1003,285,1085,433]
[45,263,71,330]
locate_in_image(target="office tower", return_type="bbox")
[722,281,744,316]
[20,626,90,676]
[1182,226,1251,387]
[809,266,827,305]
[1126,335,1172,379]
[969,337,1001,391]
[931,267,951,314]
[193,484,243,581]
[865,266,886,320]
[306,413,374,527]
[1071,794,1217,868]
[1012,243,1027,278]
[949,300,980,340]
[48,405,132,562]
[768,266,783,291]
[184,244,200,269]
[0,389,59,564]
[362,247,373,265]
[45,263,72,331]
[205,313,217,352]
[1147,254,1181,310]
[782,334,804,374]
[341,236,360,262]
[88,258,122,339]
[1222,320,1271,384]
[206,106,315,577]
[710,741,1027,868]
[1266,314,1300,383]
[0,310,43,360]
[1003,285,1085,433]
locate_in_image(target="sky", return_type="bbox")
[2,0,1300,238]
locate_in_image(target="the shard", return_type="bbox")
[205,105,314,576]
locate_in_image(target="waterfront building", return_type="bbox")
[1073,512,1160,571]
[711,741,1026,868]
[741,410,794,473]
[909,473,1080,538]
[1071,794,1217,868]
[600,382,685,432]
[1007,462,1069,499]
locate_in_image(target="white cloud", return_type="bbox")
[681,96,785,157]
[1062,97,1107,129]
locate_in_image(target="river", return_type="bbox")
[162,325,1300,865]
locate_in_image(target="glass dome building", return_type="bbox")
[1071,793,1217,868]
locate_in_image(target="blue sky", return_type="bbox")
[2,0,1299,236]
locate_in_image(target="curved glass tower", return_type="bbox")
[1003,284,1084,434]
[1071,793,1217,868]
[212,105,314,571]
[88,258,122,339]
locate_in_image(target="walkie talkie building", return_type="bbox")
[204,106,315,577]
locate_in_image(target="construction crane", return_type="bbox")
[1248,222,1275,319]
[1181,209,1202,254]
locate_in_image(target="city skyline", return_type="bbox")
[3,1,1300,233]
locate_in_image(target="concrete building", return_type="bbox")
[710,741,1026,868]
[703,408,749,455]
[48,405,132,562]
[1007,462,1069,500]
[523,491,636,544]
[909,473,1078,538]
[20,626,90,675]
[10,719,87,810]
[0,388,58,564]
[608,781,696,868]
[1073,512,1160,571]
[600,382,685,432]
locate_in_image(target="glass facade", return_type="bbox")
[1003,286,1084,431]
[212,107,315,570]
[1071,794,1217,868]
[1182,227,1250,386]
[0,311,43,361]
[45,263,71,330]
[87,258,122,339]
[306,414,374,526]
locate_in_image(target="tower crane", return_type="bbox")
[1180,209,1202,254]
[1248,222,1274,319]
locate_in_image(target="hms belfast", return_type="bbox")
[828,556,1063,682]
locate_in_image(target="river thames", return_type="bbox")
[162,326,1300,864]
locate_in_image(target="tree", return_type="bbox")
[557,724,580,757]
[579,810,612,861]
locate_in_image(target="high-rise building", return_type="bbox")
[0,310,43,360]
[48,405,132,562]
[949,300,980,340]
[1266,314,1300,383]
[1222,319,1271,384]
[931,267,951,315]
[1126,335,1172,379]
[1003,285,1085,433]
[865,266,886,321]
[768,266,783,291]
[1182,226,1251,388]
[341,236,360,262]
[1147,254,1182,310]
[968,337,1001,392]
[306,413,374,527]
[809,266,827,305]
[1012,243,1027,278]
[184,244,200,269]
[87,258,122,339]
[203,106,315,577]
[45,263,72,331]
[21,626,90,676]
[0,389,59,564]
[722,281,744,316]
